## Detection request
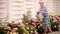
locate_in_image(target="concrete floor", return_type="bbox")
[48,31,60,34]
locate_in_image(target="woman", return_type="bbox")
[38,1,52,34]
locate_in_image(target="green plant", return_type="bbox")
[0,28,7,34]
[50,19,59,31]
[8,23,18,29]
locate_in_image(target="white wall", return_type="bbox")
[51,0,60,16]
[9,0,21,23]
[0,0,8,22]
[0,0,60,23]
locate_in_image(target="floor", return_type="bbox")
[48,31,60,34]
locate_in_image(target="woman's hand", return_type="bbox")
[40,11,44,15]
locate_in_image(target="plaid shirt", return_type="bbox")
[39,6,51,29]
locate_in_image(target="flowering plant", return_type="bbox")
[0,15,60,34]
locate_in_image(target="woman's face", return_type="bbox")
[40,4,44,7]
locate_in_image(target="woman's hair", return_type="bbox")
[39,1,44,5]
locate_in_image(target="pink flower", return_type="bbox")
[26,27,29,30]
[58,18,60,22]
[58,25,60,31]
[56,17,60,19]
[32,22,36,27]
[39,23,43,27]
[32,19,38,23]
[5,26,11,30]
[18,23,24,27]
[59,25,60,27]
[58,28,60,31]
[25,22,28,25]
[53,19,57,22]
[34,30,38,34]
[6,31,10,34]
[13,28,18,32]
[20,23,24,26]
[32,23,36,25]
[23,33,26,34]
[22,14,27,17]
[18,23,25,28]
[6,32,8,34]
